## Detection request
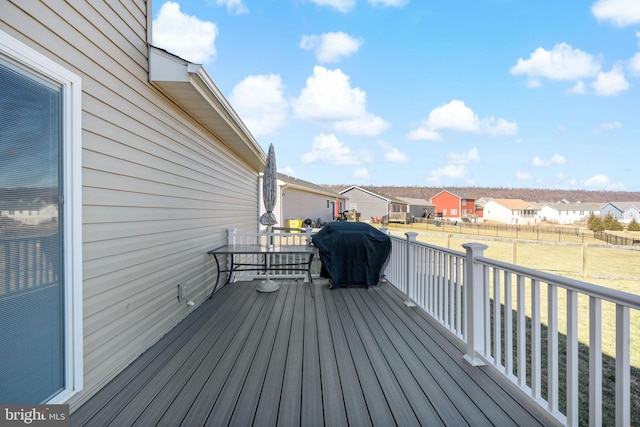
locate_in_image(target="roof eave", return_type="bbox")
[148,46,265,171]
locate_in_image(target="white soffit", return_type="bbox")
[149,46,265,170]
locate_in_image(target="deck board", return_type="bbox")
[71,280,559,427]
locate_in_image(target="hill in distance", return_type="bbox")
[320,185,640,204]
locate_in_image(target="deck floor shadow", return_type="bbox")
[71,280,560,426]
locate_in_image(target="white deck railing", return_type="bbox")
[227,227,640,426]
[383,231,640,427]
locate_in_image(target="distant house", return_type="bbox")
[600,202,640,224]
[396,197,435,219]
[339,186,408,222]
[483,199,541,225]
[258,173,345,227]
[539,202,601,225]
[1,3,267,410]
[430,190,478,222]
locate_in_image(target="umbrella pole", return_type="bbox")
[257,224,279,292]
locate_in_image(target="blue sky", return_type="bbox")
[151,0,640,190]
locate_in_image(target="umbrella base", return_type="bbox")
[256,279,280,293]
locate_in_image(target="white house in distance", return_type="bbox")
[600,201,640,224]
[539,202,601,225]
[482,199,541,225]
[258,173,345,227]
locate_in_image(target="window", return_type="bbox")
[451,209,457,215]
[0,30,82,404]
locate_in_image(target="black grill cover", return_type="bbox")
[312,222,391,287]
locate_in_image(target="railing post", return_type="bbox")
[404,232,418,307]
[462,242,488,366]
[227,228,237,245]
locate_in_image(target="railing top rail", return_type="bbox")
[388,233,465,258]
[475,254,640,309]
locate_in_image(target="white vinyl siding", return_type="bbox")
[281,188,335,224]
[339,188,389,220]
[2,2,260,410]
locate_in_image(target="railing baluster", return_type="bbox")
[484,265,491,361]
[455,257,462,337]
[504,271,513,378]
[547,283,559,415]
[589,296,602,426]
[567,289,579,426]
[517,274,526,388]
[531,279,541,400]
[615,304,630,427]
[493,267,501,368]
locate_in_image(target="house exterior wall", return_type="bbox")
[482,201,513,224]
[483,201,539,224]
[539,204,600,225]
[600,204,623,220]
[280,187,335,225]
[340,187,389,220]
[623,207,640,223]
[430,191,475,221]
[1,1,260,410]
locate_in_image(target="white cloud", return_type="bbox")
[532,154,566,167]
[293,66,366,121]
[368,0,409,6]
[292,66,388,136]
[279,166,296,177]
[379,141,409,163]
[229,74,288,136]
[591,65,630,96]
[300,32,362,63]
[406,127,443,141]
[152,2,218,64]
[567,80,587,95]
[430,164,469,180]
[407,100,517,140]
[427,148,479,183]
[592,0,640,27]
[510,43,601,85]
[598,121,623,130]
[333,115,390,136]
[516,170,532,180]
[353,168,370,181]
[583,173,625,190]
[447,147,480,164]
[215,0,249,14]
[628,52,640,76]
[481,117,519,137]
[309,0,356,13]
[301,133,372,165]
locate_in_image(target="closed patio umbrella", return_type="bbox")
[257,143,279,292]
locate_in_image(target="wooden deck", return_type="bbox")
[71,280,559,426]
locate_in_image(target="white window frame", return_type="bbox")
[0,29,83,403]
